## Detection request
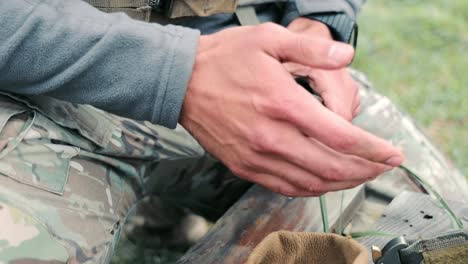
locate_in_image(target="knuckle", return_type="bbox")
[306,180,324,193]
[332,133,358,152]
[259,22,281,32]
[276,185,297,197]
[250,127,280,153]
[253,93,290,119]
[254,22,282,38]
[258,134,280,153]
[230,164,250,179]
[277,95,298,119]
[323,163,348,181]
[240,153,263,170]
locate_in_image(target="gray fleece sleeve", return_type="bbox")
[0,0,200,128]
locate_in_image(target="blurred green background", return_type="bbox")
[353,0,467,177]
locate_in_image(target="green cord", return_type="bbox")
[347,231,395,239]
[328,165,463,239]
[399,165,464,229]
[338,191,345,235]
[319,195,329,232]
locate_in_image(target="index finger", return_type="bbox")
[283,84,404,166]
[262,24,354,70]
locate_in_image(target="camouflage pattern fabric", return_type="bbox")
[0,92,250,263]
[0,68,466,263]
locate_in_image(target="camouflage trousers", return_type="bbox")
[0,70,465,263]
[0,90,251,263]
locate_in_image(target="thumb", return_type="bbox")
[272,32,354,70]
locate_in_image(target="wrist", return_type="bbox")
[181,34,216,127]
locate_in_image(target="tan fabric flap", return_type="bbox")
[0,92,117,149]
[238,0,286,6]
[168,0,239,18]
[98,6,152,21]
[83,0,152,21]
[247,231,368,264]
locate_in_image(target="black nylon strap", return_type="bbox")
[307,12,358,48]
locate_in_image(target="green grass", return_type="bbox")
[352,0,468,177]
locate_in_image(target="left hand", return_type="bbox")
[285,17,360,121]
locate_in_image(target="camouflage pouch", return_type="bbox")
[84,0,239,20]
[0,95,79,195]
[0,92,117,150]
[0,91,204,176]
[83,0,153,21]
[167,0,239,18]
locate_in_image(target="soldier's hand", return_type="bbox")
[285,17,360,121]
[180,23,404,197]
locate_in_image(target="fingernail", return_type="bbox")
[384,166,394,172]
[328,43,354,65]
[384,156,403,167]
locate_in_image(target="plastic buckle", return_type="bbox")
[374,237,409,264]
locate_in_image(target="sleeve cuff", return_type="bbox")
[281,3,357,46]
[306,13,358,45]
[151,25,200,129]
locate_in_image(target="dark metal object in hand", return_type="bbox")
[295,77,324,104]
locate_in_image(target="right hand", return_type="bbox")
[180,23,404,197]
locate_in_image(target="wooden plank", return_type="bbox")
[178,185,365,264]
